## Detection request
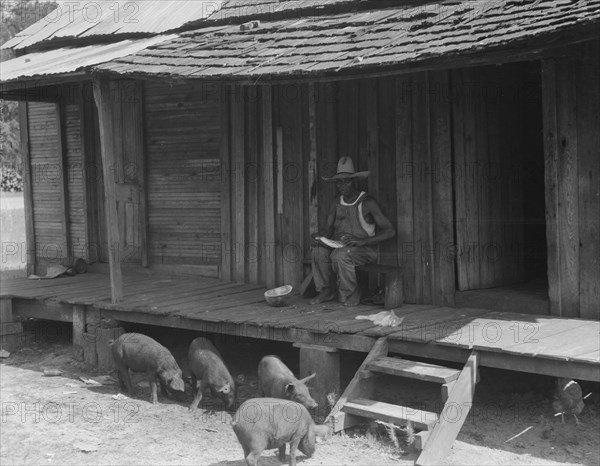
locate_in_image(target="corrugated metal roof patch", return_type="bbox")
[0,35,176,82]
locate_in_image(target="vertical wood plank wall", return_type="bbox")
[79,81,104,264]
[144,81,221,274]
[64,103,88,261]
[543,40,600,319]
[222,74,456,305]
[221,63,562,309]
[27,102,67,272]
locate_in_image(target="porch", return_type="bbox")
[1,271,598,383]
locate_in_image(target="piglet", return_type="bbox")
[188,337,236,411]
[257,355,317,410]
[232,398,330,466]
[109,333,185,404]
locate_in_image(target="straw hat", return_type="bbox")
[322,157,370,181]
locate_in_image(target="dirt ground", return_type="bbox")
[1,320,598,466]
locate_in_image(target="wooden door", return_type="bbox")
[87,80,146,265]
[109,80,145,265]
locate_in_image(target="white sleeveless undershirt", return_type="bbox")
[340,191,376,237]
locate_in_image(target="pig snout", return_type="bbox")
[314,424,332,440]
[163,371,186,399]
[216,383,235,409]
[258,356,319,410]
[286,379,318,410]
[170,378,185,393]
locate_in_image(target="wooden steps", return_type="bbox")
[344,398,438,431]
[366,357,460,384]
[327,337,479,465]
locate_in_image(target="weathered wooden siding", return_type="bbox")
[27,101,67,270]
[222,85,278,286]
[80,81,107,264]
[543,39,600,319]
[222,64,550,307]
[64,102,87,261]
[276,84,305,288]
[223,76,457,304]
[144,81,221,275]
[310,75,455,305]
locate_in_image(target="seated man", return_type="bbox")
[310,157,395,307]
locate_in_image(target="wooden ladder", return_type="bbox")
[326,337,479,465]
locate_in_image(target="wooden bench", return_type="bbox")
[356,264,403,309]
[301,261,403,309]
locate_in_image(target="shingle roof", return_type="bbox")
[95,0,600,80]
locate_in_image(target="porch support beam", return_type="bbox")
[56,101,71,263]
[294,342,340,416]
[19,102,36,275]
[92,75,123,303]
[307,83,319,240]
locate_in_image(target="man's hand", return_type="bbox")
[310,233,321,247]
[340,235,367,247]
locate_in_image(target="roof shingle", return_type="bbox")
[2,0,599,83]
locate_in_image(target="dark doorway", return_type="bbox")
[453,61,548,313]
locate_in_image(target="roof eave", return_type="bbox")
[91,25,600,85]
[1,71,89,88]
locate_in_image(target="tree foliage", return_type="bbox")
[1,1,58,173]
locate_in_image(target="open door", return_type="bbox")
[453,63,545,291]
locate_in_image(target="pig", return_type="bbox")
[188,337,236,411]
[257,355,317,410]
[232,398,330,466]
[109,333,186,404]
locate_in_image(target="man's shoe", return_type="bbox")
[310,288,336,305]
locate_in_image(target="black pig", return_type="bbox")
[109,333,185,404]
[188,337,235,410]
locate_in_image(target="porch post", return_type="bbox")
[307,83,319,239]
[19,102,36,275]
[294,342,341,420]
[93,75,123,303]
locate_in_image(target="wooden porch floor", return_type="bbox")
[1,271,599,382]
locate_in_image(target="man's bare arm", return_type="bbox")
[343,198,395,247]
[311,204,336,246]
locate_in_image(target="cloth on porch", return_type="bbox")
[355,310,404,327]
[27,258,87,280]
[28,265,70,280]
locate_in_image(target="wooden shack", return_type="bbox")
[2,4,599,460]
[1,0,598,319]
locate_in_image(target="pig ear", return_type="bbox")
[285,383,296,394]
[218,383,231,394]
[299,372,316,384]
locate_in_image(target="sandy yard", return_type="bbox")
[0,320,598,466]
